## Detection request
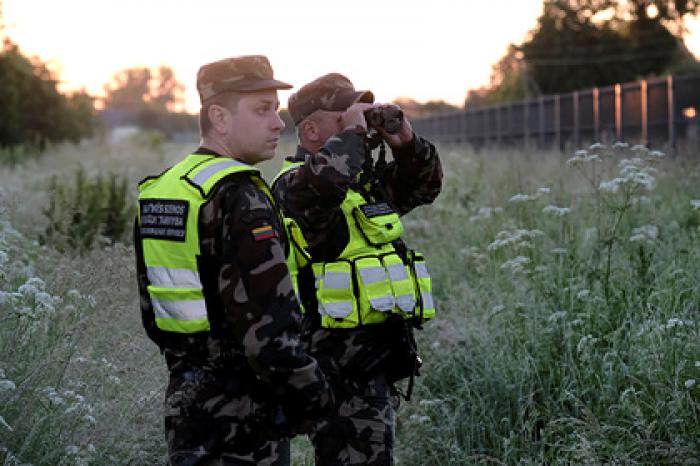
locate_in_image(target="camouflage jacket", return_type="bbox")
[135,148,332,423]
[271,131,442,379]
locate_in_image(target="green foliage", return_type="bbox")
[473,0,700,104]
[40,166,135,253]
[396,143,700,464]
[0,39,96,152]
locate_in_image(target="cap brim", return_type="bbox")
[236,78,293,92]
[331,89,375,110]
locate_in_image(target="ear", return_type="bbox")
[208,104,229,134]
[300,119,319,143]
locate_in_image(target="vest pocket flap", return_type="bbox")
[352,205,404,245]
[382,253,416,314]
[356,257,395,312]
[317,261,356,320]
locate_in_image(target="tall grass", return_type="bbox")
[1,138,699,464]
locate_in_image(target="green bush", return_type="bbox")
[40,166,134,253]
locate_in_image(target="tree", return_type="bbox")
[101,65,194,136]
[392,97,460,118]
[0,39,96,150]
[475,0,700,104]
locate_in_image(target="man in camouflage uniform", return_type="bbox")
[134,56,332,466]
[272,73,442,465]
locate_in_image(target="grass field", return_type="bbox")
[1,135,699,465]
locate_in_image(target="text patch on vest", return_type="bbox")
[139,199,189,242]
[359,202,395,218]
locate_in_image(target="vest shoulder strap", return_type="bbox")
[183,157,260,198]
[272,159,304,188]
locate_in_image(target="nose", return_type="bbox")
[272,112,285,132]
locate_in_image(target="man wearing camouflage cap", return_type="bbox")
[134,55,332,465]
[272,73,443,465]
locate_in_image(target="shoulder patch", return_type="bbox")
[139,199,188,242]
[252,225,277,242]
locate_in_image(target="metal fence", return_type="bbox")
[412,74,700,151]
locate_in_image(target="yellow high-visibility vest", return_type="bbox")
[274,160,436,329]
[138,154,307,333]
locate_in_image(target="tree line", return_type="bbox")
[467,0,700,107]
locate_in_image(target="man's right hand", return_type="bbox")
[341,102,376,132]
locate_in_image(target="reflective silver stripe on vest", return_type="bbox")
[324,272,351,289]
[359,266,387,284]
[396,294,416,313]
[190,160,247,187]
[147,267,201,289]
[323,301,354,318]
[370,296,395,312]
[152,298,207,321]
[421,292,434,311]
[386,263,408,282]
[415,262,430,279]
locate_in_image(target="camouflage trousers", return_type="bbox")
[310,373,398,466]
[164,368,290,466]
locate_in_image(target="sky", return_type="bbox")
[4,0,700,113]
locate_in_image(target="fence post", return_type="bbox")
[539,95,545,147]
[573,91,580,149]
[524,99,530,147]
[641,80,648,146]
[615,84,622,141]
[667,75,676,154]
[554,94,561,150]
[593,87,600,142]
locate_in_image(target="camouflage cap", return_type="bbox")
[288,73,374,125]
[196,55,292,103]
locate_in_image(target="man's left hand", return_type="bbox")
[376,104,413,149]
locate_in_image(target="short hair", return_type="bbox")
[199,91,242,136]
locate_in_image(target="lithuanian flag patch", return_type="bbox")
[252,225,276,241]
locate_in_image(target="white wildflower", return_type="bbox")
[419,399,444,407]
[666,318,685,329]
[490,304,505,314]
[629,225,658,243]
[585,153,601,162]
[649,150,665,157]
[685,379,696,389]
[631,144,648,152]
[543,205,571,217]
[0,380,16,391]
[567,155,584,166]
[67,289,81,299]
[408,414,431,424]
[108,375,121,385]
[537,187,551,195]
[576,289,591,300]
[0,369,4,378]
[0,250,7,266]
[87,444,96,454]
[613,141,629,149]
[534,265,548,273]
[577,334,598,353]
[547,310,567,322]
[695,361,700,368]
[83,415,97,425]
[17,283,38,296]
[65,445,80,456]
[508,194,534,203]
[500,256,530,274]
[690,200,700,210]
[589,143,604,150]
[574,149,588,157]
[599,179,620,193]
[0,416,13,431]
